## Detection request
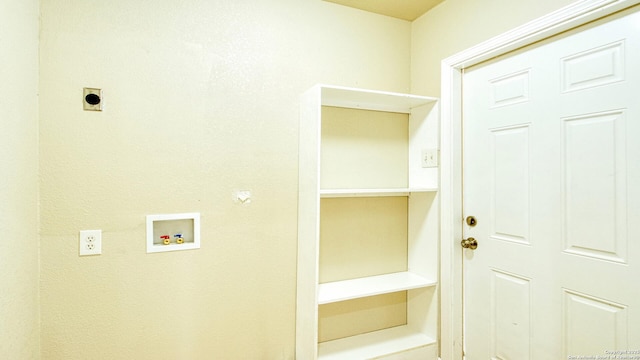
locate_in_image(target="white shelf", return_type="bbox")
[318,271,436,305]
[318,325,436,360]
[320,188,437,198]
[320,85,438,113]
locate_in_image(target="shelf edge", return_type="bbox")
[318,325,437,360]
[320,188,438,198]
[318,271,437,305]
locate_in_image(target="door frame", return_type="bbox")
[439,0,640,358]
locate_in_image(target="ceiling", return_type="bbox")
[323,0,445,21]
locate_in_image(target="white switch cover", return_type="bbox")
[421,149,439,168]
[79,230,102,256]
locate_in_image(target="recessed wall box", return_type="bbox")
[146,212,200,253]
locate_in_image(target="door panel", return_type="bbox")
[490,269,531,360]
[563,289,628,355]
[562,110,628,263]
[462,7,640,359]
[490,124,530,245]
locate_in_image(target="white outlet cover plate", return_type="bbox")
[79,229,102,256]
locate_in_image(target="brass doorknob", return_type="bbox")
[461,237,478,250]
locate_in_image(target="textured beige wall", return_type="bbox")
[33,0,588,358]
[38,1,410,359]
[0,0,41,359]
[411,0,576,97]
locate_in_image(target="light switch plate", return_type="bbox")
[421,149,439,168]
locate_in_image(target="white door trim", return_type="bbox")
[439,1,640,359]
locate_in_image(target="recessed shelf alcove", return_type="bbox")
[296,84,440,359]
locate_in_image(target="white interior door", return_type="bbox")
[462,7,640,359]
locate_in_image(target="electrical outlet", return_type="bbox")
[421,149,439,168]
[83,87,103,111]
[79,230,102,256]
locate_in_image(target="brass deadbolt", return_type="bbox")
[466,216,477,227]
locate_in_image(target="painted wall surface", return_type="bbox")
[411,0,576,96]
[38,0,410,358]
[0,0,41,359]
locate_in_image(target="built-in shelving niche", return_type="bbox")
[297,85,440,359]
